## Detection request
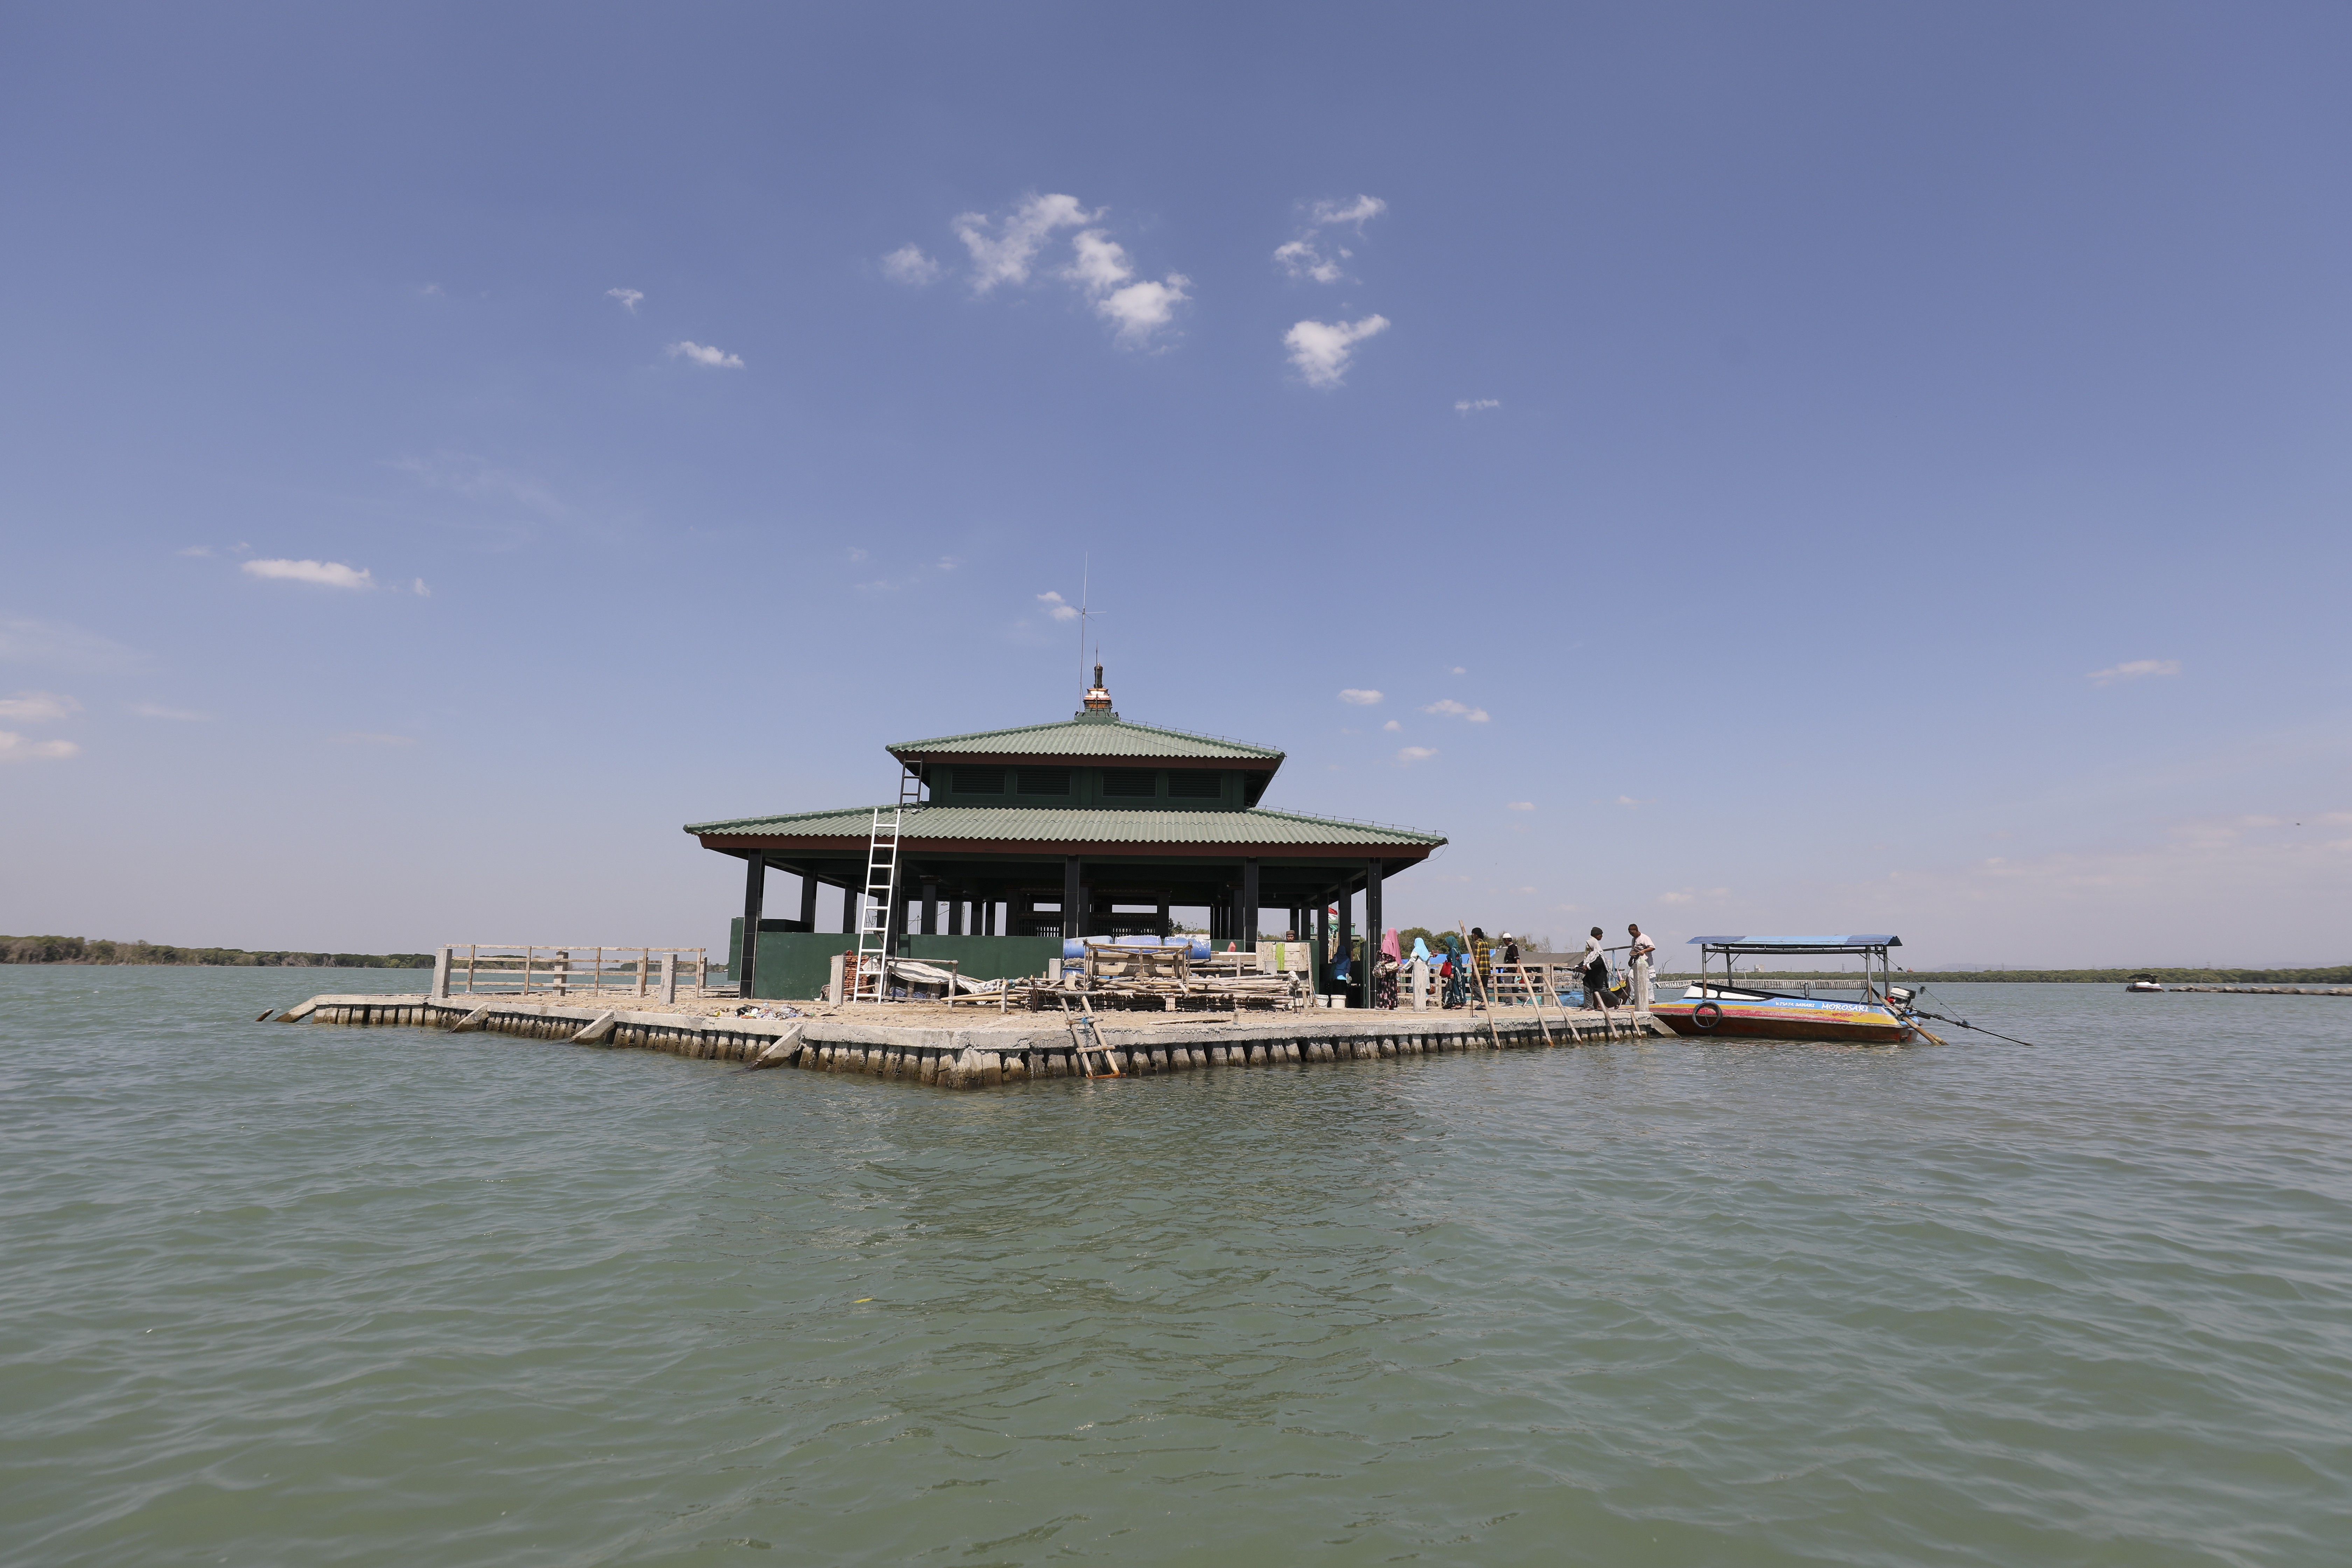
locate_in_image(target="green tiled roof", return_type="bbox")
[887,714,1283,762]
[685,804,1444,848]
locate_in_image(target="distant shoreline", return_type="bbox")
[3,936,432,969]
[1657,967,2352,985]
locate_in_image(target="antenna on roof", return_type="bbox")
[1073,556,1110,709]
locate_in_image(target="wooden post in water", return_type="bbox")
[432,946,451,1000]
[661,951,677,1004]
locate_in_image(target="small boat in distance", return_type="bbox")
[2126,974,2164,993]
[1652,935,1937,1044]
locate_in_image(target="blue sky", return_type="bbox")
[3,3,2347,966]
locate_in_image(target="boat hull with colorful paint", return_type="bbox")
[1651,988,1919,1044]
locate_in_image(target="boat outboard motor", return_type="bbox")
[1885,986,1917,1012]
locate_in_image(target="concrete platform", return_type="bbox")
[282,993,1672,1088]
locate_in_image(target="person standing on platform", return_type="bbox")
[1627,923,1656,1010]
[1409,936,1432,1011]
[1581,926,1614,1015]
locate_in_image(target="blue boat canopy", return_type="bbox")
[1687,934,1902,954]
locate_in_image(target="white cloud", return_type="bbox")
[1615,795,1653,807]
[1067,230,1131,295]
[666,341,744,369]
[1065,229,1189,345]
[1455,399,1500,414]
[1450,666,1466,675]
[0,617,139,671]
[606,287,644,313]
[932,194,1191,349]
[881,245,942,286]
[411,579,431,597]
[0,691,80,722]
[953,193,1093,293]
[1273,239,1343,284]
[243,559,372,589]
[1382,720,1402,732]
[1506,802,1535,811]
[1274,196,1385,284]
[1036,590,1081,623]
[1285,315,1390,388]
[2088,658,2181,686]
[133,702,209,721]
[1096,276,1189,345]
[176,545,212,558]
[1422,698,1490,722]
[1338,688,1384,706]
[0,730,78,762]
[1310,194,1387,231]
[1396,746,1437,763]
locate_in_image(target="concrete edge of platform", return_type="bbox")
[282,993,1670,1088]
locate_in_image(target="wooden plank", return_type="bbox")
[569,1010,620,1043]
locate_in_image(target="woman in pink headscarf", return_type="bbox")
[1374,928,1402,1009]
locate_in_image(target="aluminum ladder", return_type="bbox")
[846,764,922,1003]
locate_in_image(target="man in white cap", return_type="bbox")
[1626,922,1656,1010]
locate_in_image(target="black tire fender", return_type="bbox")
[1692,1001,1724,1031]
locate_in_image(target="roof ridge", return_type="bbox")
[683,800,1446,845]
[886,713,1283,757]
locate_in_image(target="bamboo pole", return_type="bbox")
[1515,962,1556,1047]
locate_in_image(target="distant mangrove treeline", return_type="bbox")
[1659,966,2352,985]
[2,935,434,969]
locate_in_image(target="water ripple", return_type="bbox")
[3,970,2349,1565]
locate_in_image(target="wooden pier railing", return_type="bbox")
[431,945,711,1003]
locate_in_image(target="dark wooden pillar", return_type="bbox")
[799,870,818,929]
[921,878,938,936]
[1364,859,1384,1008]
[947,895,964,936]
[840,881,857,934]
[738,854,765,999]
[1157,898,1170,937]
[1063,856,1082,941]
[1241,859,1260,948]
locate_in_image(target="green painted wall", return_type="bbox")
[727,921,1062,998]
[903,934,1062,981]
[727,920,840,999]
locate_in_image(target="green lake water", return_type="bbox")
[4,968,2348,1566]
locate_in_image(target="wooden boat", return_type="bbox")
[1650,935,1935,1044]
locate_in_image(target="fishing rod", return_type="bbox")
[1905,1008,2039,1048]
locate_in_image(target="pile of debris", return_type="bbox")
[1013,941,1306,1013]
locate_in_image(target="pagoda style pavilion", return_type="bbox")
[685,671,1447,999]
